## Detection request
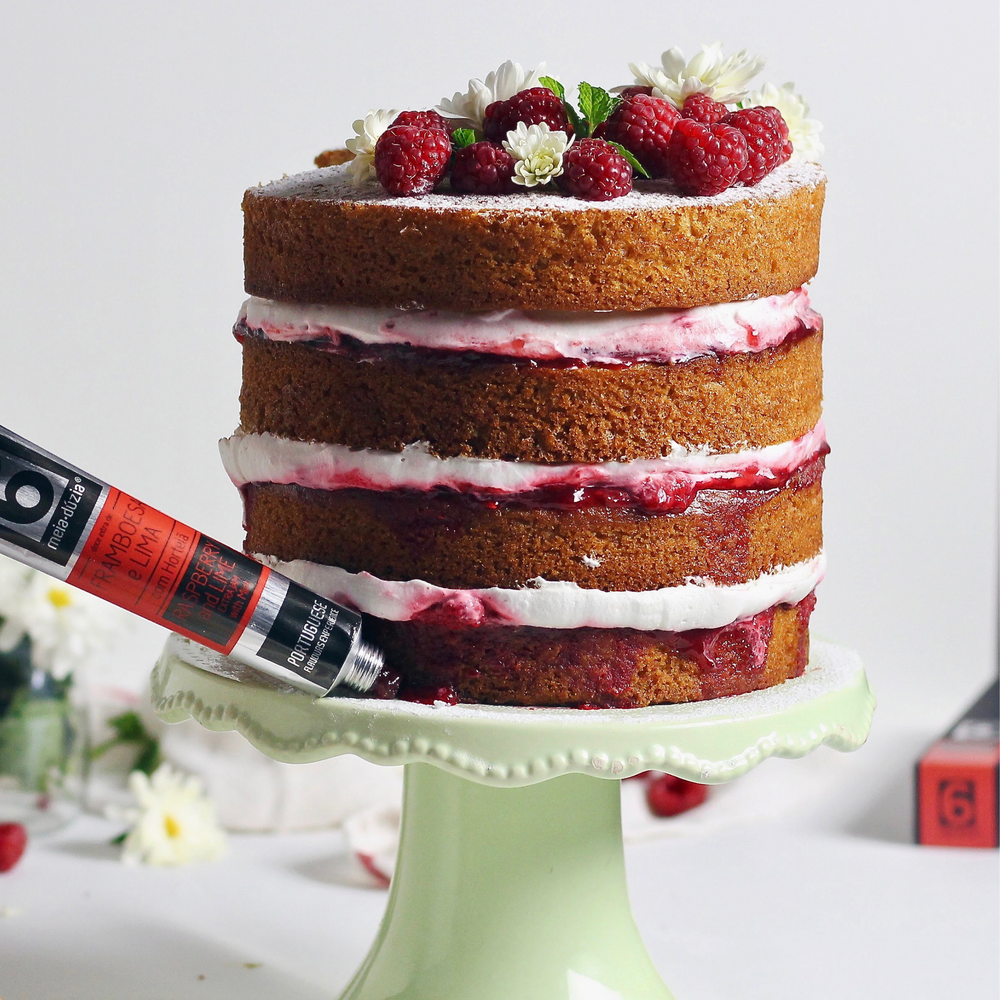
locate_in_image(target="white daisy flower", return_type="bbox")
[437,59,547,130]
[119,764,226,867]
[502,122,573,188]
[745,82,824,162]
[0,554,118,680]
[630,43,765,107]
[345,108,399,186]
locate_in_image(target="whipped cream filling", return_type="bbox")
[222,422,826,497]
[238,287,820,365]
[256,553,825,631]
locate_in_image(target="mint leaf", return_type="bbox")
[538,76,565,100]
[451,128,477,149]
[563,101,587,139]
[607,141,650,179]
[578,81,597,125]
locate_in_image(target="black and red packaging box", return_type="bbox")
[916,678,999,848]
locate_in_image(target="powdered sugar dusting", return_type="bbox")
[249,159,825,214]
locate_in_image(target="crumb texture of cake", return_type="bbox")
[365,597,815,708]
[240,463,823,591]
[239,331,822,462]
[231,99,828,705]
[243,161,825,311]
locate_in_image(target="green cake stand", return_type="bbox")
[151,637,874,1000]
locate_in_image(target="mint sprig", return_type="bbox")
[538,76,565,100]
[606,141,650,179]
[541,79,622,138]
[451,128,477,149]
[578,82,620,133]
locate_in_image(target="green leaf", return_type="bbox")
[538,76,565,100]
[109,831,127,845]
[134,740,163,777]
[563,101,587,140]
[107,711,147,742]
[90,710,161,776]
[451,128,477,149]
[577,83,618,134]
[606,141,650,179]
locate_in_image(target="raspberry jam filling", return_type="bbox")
[468,449,825,513]
[234,286,821,366]
[243,451,824,524]
[235,319,816,370]
[366,592,817,708]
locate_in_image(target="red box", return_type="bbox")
[916,679,999,848]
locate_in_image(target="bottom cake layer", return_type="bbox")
[367,593,816,708]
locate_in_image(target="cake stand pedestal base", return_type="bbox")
[153,638,874,999]
[345,763,669,1000]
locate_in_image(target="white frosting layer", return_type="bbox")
[239,287,820,365]
[258,553,825,631]
[222,422,826,496]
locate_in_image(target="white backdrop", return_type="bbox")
[1,0,996,731]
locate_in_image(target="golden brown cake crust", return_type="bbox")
[367,600,813,707]
[242,456,823,591]
[239,330,822,463]
[242,162,826,311]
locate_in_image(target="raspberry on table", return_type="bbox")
[451,141,516,195]
[757,105,793,163]
[680,92,729,124]
[593,93,681,178]
[374,125,452,196]
[722,107,783,185]
[665,118,749,195]
[0,823,27,873]
[557,137,633,201]
[391,110,452,135]
[482,87,572,143]
[646,775,709,817]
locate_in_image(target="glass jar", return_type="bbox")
[0,636,89,833]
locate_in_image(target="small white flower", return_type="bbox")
[0,554,118,680]
[118,764,226,867]
[344,108,399,186]
[437,59,547,130]
[745,82,824,162]
[629,42,765,106]
[502,122,573,188]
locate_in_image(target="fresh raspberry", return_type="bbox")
[557,138,632,201]
[721,107,784,185]
[593,93,681,178]
[0,823,27,873]
[646,775,709,817]
[451,141,516,195]
[618,85,653,98]
[374,125,452,196]
[665,118,748,195]
[757,106,793,163]
[391,110,452,135]
[681,92,729,124]
[483,87,572,143]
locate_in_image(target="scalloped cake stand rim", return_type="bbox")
[151,637,874,787]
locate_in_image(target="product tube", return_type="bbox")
[0,424,384,696]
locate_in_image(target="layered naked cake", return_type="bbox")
[222,52,828,707]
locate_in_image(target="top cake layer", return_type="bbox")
[243,160,825,312]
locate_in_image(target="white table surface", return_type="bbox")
[1,719,997,1000]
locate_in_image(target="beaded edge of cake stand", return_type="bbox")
[151,638,874,786]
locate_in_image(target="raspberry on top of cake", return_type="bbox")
[228,45,829,708]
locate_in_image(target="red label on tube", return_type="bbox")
[66,488,270,654]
